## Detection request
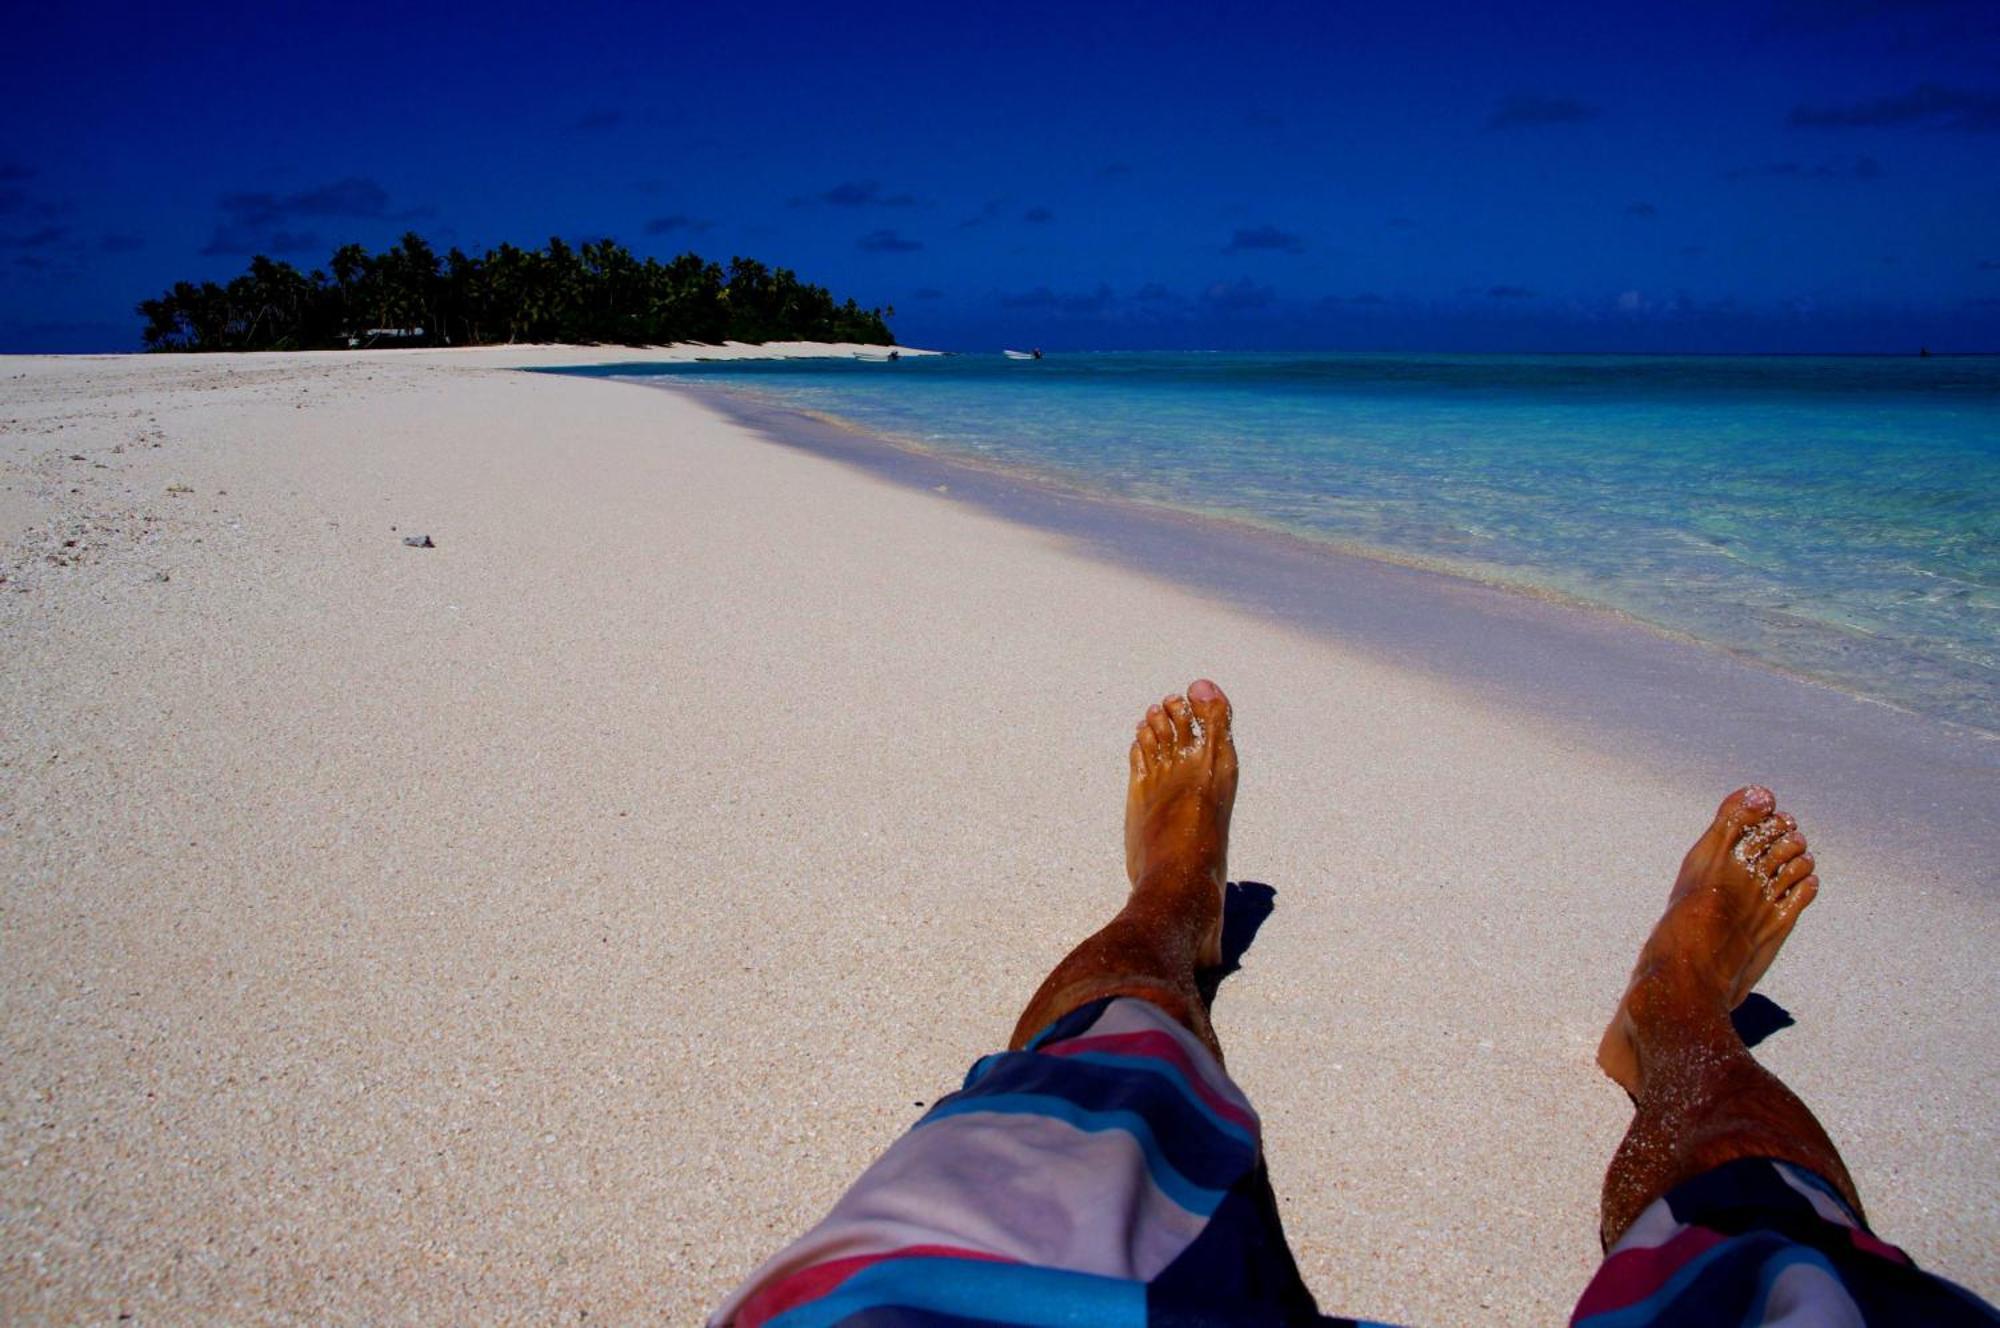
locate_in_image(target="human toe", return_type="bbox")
[1188,679,1231,739]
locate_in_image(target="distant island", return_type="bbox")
[136,232,895,352]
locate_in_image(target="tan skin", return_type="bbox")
[1593,784,1861,1246]
[1010,680,1236,1060]
[1010,684,1861,1253]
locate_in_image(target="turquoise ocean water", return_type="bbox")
[556,353,2000,733]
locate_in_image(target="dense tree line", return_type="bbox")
[137,233,894,351]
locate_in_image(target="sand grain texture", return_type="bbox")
[2,349,1994,1325]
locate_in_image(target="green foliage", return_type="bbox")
[136,233,894,352]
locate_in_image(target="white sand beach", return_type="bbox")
[2,347,1994,1325]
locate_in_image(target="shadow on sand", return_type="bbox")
[1194,888,1799,1053]
[1197,880,1277,1008]
[1732,993,1796,1049]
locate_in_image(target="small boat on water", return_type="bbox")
[1003,348,1044,361]
[852,349,895,362]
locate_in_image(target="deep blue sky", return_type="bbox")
[4,0,1998,352]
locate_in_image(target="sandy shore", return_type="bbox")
[2,347,1993,1324]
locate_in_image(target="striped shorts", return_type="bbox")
[712,997,1995,1327]
[1573,1155,1997,1326]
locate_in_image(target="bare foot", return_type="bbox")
[1596,786,1820,1095]
[1123,680,1238,969]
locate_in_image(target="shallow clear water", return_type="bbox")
[551,352,2000,732]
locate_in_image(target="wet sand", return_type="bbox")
[2,348,1994,1324]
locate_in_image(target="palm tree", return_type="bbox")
[139,232,895,350]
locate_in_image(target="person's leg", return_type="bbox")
[1575,790,1999,1325]
[1009,678,1236,1059]
[1593,785,1858,1247]
[711,680,1329,1328]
